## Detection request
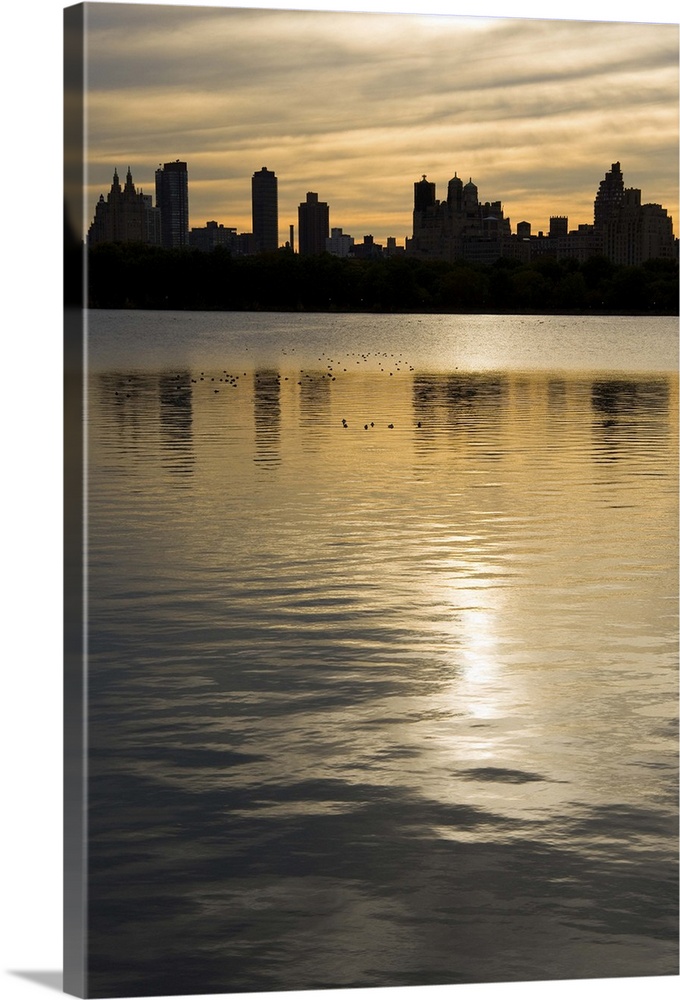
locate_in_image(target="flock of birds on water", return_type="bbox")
[111,350,427,431]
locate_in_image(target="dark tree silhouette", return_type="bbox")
[86,243,678,315]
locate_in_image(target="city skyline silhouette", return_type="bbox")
[74,2,679,248]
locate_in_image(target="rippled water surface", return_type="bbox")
[85,311,678,996]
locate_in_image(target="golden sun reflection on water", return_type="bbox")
[458,607,500,694]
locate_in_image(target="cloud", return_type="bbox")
[82,4,679,242]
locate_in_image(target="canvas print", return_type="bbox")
[63,2,679,997]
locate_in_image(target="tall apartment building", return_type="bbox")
[252,167,279,252]
[298,192,329,255]
[594,161,625,233]
[87,167,160,246]
[595,163,675,265]
[155,160,189,249]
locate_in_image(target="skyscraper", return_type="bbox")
[594,161,675,264]
[155,160,189,248]
[413,175,436,213]
[594,161,624,233]
[252,167,279,252]
[298,192,329,255]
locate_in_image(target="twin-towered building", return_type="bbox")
[87,167,161,247]
[408,162,676,266]
[88,160,676,266]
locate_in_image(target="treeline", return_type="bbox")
[84,242,679,314]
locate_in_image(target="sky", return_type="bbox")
[76,0,680,247]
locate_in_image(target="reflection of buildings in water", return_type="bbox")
[412,373,508,460]
[298,371,332,450]
[591,379,670,416]
[411,374,442,465]
[98,372,158,446]
[590,378,671,464]
[547,378,567,404]
[97,372,195,479]
[158,372,194,480]
[298,371,332,420]
[413,372,508,419]
[442,373,507,411]
[253,369,281,465]
[546,378,568,417]
[534,378,571,451]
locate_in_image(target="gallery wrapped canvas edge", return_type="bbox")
[64,3,87,996]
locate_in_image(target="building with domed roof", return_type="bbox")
[408,161,675,265]
[408,170,512,262]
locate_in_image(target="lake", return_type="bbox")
[84,311,678,996]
